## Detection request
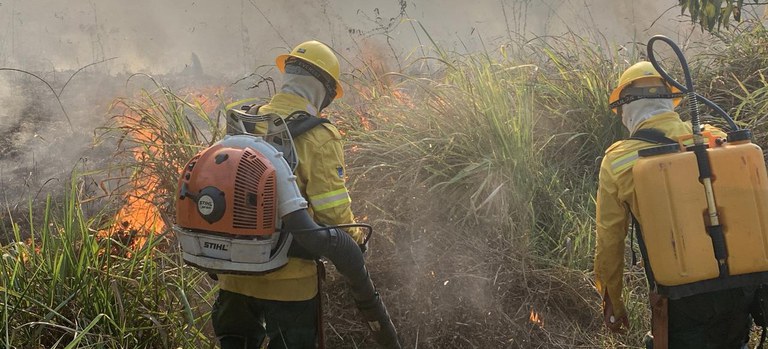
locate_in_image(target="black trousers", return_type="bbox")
[666,287,754,349]
[211,290,319,349]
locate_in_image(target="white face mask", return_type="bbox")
[281,67,328,115]
[621,98,674,133]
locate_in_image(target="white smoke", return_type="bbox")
[0,0,761,206]
[0,0,733,78]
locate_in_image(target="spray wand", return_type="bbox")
[646,35,730,277]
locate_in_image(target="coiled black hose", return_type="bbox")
[646,35,739,131]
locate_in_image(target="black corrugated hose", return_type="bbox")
[282,209,402,349]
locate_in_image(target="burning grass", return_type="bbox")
[2,19,767,349]
[0,78,227,348]
[0,177,215,348]
[97,77,227,252]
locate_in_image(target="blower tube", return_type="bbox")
[282,210,402,349]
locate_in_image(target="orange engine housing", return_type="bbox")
[176,144,277,237]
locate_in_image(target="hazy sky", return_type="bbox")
[0,0,713,77]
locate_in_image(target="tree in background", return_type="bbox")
[678,0,764,31]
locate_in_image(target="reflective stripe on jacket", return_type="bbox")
[218,93,363,301]
[594,111,726,318]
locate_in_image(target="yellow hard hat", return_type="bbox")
[276,40,343,99]
[609,61,681,113]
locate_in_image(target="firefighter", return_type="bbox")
[594,61,754,348]
[211,40,365,349]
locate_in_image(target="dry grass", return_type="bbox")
[3,19,768,349]
[323,181,607,348]
[321,22,768,347]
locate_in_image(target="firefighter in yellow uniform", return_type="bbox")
[212,40,365,349]
[594,62,753,348]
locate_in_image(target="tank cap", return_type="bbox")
[638,144,679,158]
[727,129,752,143]
[197,186,226,224]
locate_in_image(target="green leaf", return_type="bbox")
[736,0,744,21]
[678,0,750,32]
[64,314,105,349]
[712,0,724,13]
[691,0,700,19]
[705,2,717,17]
[721,3,732,28]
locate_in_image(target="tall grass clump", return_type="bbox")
[101,76,227,213]
[693,20,768,142]
[342,56,540,233]
[0,175,215,348]
[0,78,231,348]
[337,32,633,269]
[521,34,632,267]
[333,24,768,347]
[330,32,642,347]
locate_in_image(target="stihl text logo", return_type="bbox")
[203,242,229,251]
[198,195,215,215]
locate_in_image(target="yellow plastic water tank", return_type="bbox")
[633,137,768,287]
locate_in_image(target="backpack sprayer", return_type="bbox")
[632,35,768,347]
[173,108,402,348]
[645,35,735,280]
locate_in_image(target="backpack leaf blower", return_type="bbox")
[173,111,402,348]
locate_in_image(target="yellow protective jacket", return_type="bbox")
[594,111,726,318]
[218,93,364,301]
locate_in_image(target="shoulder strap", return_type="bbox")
[627,128,674,286]
[226,104,263,135]
[629,128,677,145]
[630,211,657,293]
[285,111,331,138]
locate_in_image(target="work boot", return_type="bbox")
[643,331,654,349]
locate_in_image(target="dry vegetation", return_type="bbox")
[1,19,768,349]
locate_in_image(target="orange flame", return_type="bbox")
[338,85,415,133]
[180,85,226,115]
[100,85,226,255]
[529,309,544,328]
[105,177,164,254]
[390,89,415,109]
[100,116,164,255]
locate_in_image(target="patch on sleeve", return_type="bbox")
[337,166,344,178]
